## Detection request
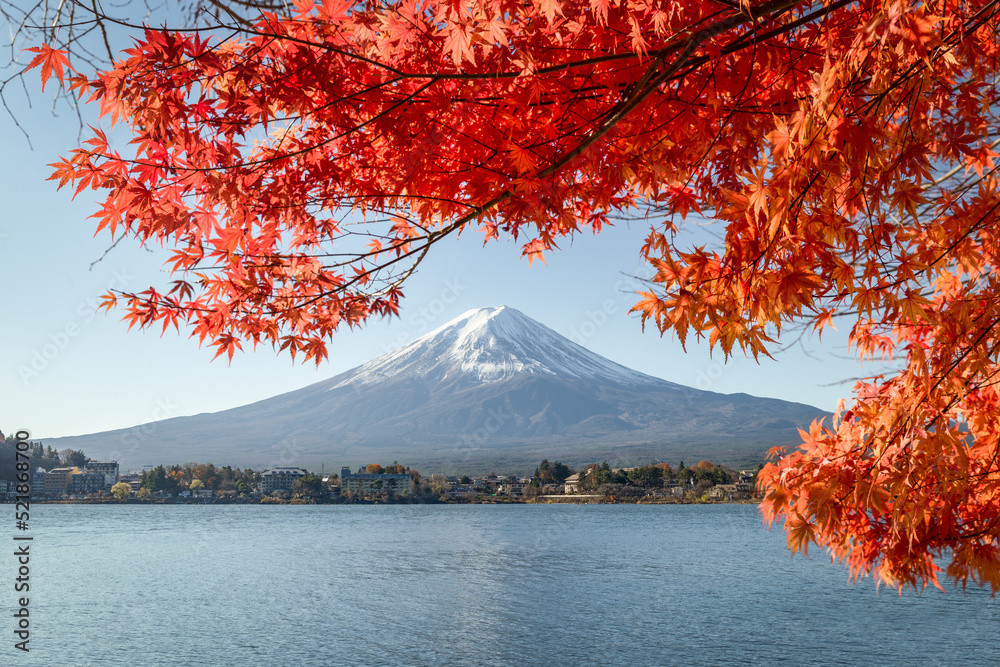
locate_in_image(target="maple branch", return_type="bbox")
[88,0,112,61]
[158,0,813,314]
[308,0,800,309]
[62,0,808,86]
[88,233,126,270]
[535,0,807,184]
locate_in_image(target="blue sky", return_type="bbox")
[1,30,870,444]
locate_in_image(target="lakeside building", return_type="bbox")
[707,483,753,500]
[84,461,120,489]
[472,474,503,494]
[32,469,46,495]
[340,467,411,495]
[179,488,215,499]
[259,468,308,493]
[563,474,581,494]
[70,471,106,496]
[119,473,142,492]
[44,467,79,496]
[443,477,476,497]
[498,477,531,498]
[43,467,114,497]
[23,461,121,499]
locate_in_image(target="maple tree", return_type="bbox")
[28,0,1000,592]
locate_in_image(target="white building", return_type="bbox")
[84,461,120,489]
[340,467,410,495]
[563,474,581,494]
[259,468,308,493]
[500,477,531,497]
[119,473,142,492]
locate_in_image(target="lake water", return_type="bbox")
[8,504,999,665]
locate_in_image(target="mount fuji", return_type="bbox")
[46,306,828,472]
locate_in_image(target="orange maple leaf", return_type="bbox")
[24,45,72,92]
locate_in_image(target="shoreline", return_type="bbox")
[15,496,763,506]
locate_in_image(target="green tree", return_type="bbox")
[656,462,675,478]
[218,466,238,491]
[192,463,219,490]
[627,466,664,488]
[141,465,180,495]
[61,449,88,467]
[593,461,613,487]
[293,474,325,498]
[40,445,61,470]
[534,460,574,485]
[694,464,734,486]
[550,461,574,484]
[677,466,695,485]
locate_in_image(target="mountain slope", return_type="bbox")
[336,305,671,388]
[45,306,827,471]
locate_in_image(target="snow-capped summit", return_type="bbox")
[336,306,667,388]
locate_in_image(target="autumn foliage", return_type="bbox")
[31,0,1000,591]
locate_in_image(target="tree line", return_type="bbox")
[528,458,747,498]
[139,464,260,496]
[0,433,88,483]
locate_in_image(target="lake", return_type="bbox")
[9,504,999,665]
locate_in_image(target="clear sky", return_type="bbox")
[0,23,874,443]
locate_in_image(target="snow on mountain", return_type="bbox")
[336,305,670,389]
